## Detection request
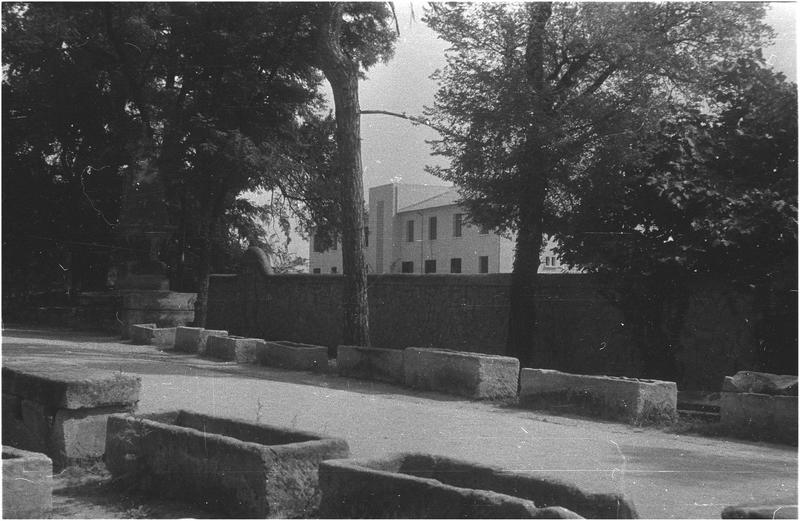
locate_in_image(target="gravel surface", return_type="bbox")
[3,327,797,519]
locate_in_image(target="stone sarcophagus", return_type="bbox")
[105,410,349,518]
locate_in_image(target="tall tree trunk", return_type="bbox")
[314,3,370,346]
[506,3,553,368]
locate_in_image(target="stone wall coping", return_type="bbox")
[3,360,141,409]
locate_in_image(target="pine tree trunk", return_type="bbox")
[314,3,370,346]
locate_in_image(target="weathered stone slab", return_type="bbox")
[256,341,328,372]
[174,327,228,354]
[318,453,637,519]
[722,371,797,396]
[721,501,798,519]
[2,360,141,409]
[2,360,140,468]
[206,335,259,363]
[2,446,53,519]
[337,345,404,383]
[519,369,677,425]
[403,348,519,400]
[105,410,349,518]
[720,392,798,444]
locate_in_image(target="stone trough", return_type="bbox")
[337,345,405,384]
[2,446,53,519]
[129,323,176,347]
[173,326,228,354]
[318,453,638,519]
[105,410,349,518]
[720,371,798,444]
[519,369,677,425]
[2,359,140,469]
[403,347,520,400]
[256,341,329,372]
[205,335,259,363]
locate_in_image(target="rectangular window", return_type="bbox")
[313,268,321,274]
[478,256,489,274]
[552,256,559,266]
[401,261,414,273]
[545,257,550,266]
[313,233,325,253]
[407,220,415,242]
[429,216,437,240]
[330,267,338,274]
[364,226,369,248]
[453,213,463,237]
[424,260,437,273]
[450,258,462,274]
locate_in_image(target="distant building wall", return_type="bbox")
[207,249,797,391]
[310,183,572,275]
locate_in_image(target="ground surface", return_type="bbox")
[2,327,797,519]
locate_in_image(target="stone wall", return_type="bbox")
[207,249,796,391]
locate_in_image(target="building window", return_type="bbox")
[407,220,415,242]
[364,226,369,248]
[453,213,463,237]
[429,216,437,240]
[450,258,462,274]
[313,233,325,253]
[330,267,338,273]
[313,268,321,274]
[545,257,550,266]
[424,260,436,273]
[401,261,414,273]
[552,256,559,266]
[478,256,489,274]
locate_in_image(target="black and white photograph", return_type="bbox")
[1,1,797,519]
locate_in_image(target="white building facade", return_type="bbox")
[309,183,569,275]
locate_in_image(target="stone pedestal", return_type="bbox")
[2,360,140,469]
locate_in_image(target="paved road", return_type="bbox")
[2,327,796,519]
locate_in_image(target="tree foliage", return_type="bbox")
[424,2,785,369]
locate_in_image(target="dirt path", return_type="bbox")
[3,327,797,519]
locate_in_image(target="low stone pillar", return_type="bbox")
[206,335,259,363]
[403,347,519,400]
[2,360,140,469]
[519,369,677,425]
[105,410,349,518]
[174,326,228,354]
[256,341,329,372]
[337,345,404,384]
[2,446,53,519]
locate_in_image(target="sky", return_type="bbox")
[265,2,798,260]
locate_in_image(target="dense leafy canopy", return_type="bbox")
[424,2,793,368]
[3,2,395,307]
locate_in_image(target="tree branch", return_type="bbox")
[360,109,459,137]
